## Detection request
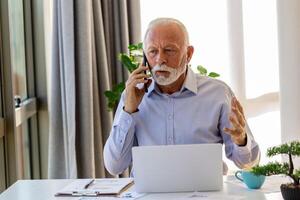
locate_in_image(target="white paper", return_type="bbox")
[56,178,133,196]
[56,179,93,195]
[88,178,133,194]
[79,191,146,200]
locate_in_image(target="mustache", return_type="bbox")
[151,54,187,73]
[152,64,176,73]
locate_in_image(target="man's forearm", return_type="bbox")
[231,133,260,169]
[103,110,136,175]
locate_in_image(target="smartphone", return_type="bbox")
[143,52,149,92]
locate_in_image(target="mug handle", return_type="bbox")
[235,171,244,182]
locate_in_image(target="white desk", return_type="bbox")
[0,176,285,200]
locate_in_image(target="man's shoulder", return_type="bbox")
[194,73,232,93]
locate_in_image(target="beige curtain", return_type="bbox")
[48,0,141,179]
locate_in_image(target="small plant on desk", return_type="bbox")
[251,141,300,200]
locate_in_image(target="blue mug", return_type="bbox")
[235,170,265,189]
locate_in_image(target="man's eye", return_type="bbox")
[165,49,176,55]
[148,50,157,55]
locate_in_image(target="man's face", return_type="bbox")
[144,24,192,86]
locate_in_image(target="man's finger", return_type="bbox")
[126,73,150,86]
[229,115,244,134]
[223,127,243,138]
[223,127,234,134]
[229,114,239,127]
[131,78,149,87]
[131,73,151,80]
[233,97,245,116]
[223,127,238,137]
[132,65,149,75]
[232,106,245,127]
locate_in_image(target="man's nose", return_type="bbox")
[155,50,167,65]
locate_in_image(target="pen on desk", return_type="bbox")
[84,179,95,189]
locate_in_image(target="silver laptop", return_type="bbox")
[132,144,223,193]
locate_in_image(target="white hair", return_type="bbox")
[143,18,190,49]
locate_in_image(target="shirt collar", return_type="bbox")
[146,67,198,97]
[183,67,198,94]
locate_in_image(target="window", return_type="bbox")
[140,0,280,171]
[0,0,41,189]
[141,0,231,83]
[242,0,280,165]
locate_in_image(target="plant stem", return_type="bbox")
[288,152,299,185]
[288,152,294,176]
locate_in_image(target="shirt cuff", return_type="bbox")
[115,110,134,131]
[233,133,252,155]
[114,109,139,142]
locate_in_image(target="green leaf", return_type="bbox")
[137,42,143,49]
[128,44,138,51]
[130,50,143,57]
[104,90,117,111]
[130,49,143,64]
[118,53,137,72]
[208,72,220,78]
[197,65,207,75]
[115,82,125,94]
[128,43,143,51]
[295,169,300,179]
[289,141,300,156]
[129,43,143,63]
[104,82,126,112]
[267,141,300,157]
[104,90,116,99]
[108,101,115,111]
[251,162,289,176]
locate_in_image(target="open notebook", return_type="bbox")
[55,178,133,197]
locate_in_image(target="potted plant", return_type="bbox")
[104,42,220,111]
[251,141,300,200]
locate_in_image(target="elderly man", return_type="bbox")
[104,18,260,175]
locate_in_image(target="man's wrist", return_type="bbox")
[236,133,247,146]
[123,106,139,114]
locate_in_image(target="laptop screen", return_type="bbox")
[132,143,223,193]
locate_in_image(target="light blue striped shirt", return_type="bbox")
[104,67,260,175]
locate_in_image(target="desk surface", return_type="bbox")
[0,176,285,200]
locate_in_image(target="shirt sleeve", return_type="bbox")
[103,93,139,175]
[219,87,261,169]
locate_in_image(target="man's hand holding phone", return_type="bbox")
[124,61,152,114]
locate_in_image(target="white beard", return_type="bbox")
[151,60,187,86]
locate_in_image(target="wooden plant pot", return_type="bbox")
[280,184,300,200]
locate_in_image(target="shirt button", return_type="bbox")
[168,114,172,120]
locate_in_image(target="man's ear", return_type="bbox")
[186,46,194,63]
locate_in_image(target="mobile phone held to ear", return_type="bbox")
[143,53,149,92]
